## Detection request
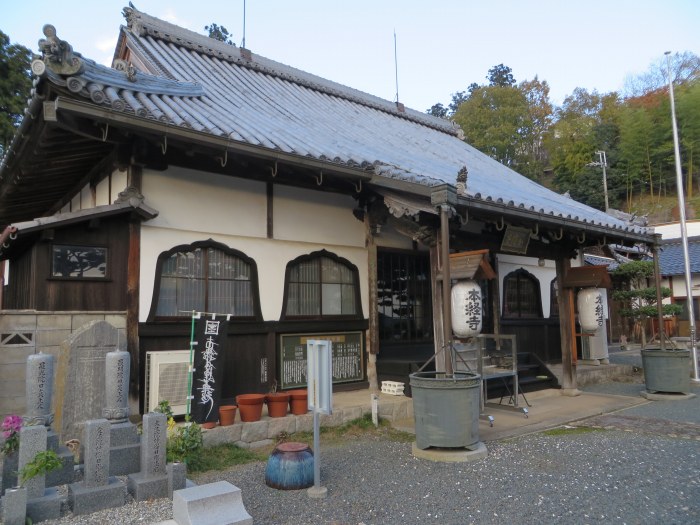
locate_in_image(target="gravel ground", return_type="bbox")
[31,411,699,525]
[10,356,700,525]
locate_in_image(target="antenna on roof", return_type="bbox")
[394,29,399,104]
[241,0,247,48]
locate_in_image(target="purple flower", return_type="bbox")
[2,415,22,440]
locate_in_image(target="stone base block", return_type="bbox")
[1,486,27,525]
[173,481,253,525]
[110,421,140,446]
[26,487,63,523]
[47,431,60,451]
[46,447,76,487]
[127,472,168,502]
[110,442,141,476]
[167,462,187,498]
[68,477,126,515]
[411,441,488,463]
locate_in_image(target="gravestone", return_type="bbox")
[22,352,74,487]
[19,425,62,522]
[23,352,54,428]
[127,412,168,501]
[54,321,125,441]
[68,419,126,515]
[103,350,140,475]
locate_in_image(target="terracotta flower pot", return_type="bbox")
[202,421,216,429]
[235,394,265,422]
[287,389,309,415]
[219,405,237,426]
[265,393,290,418]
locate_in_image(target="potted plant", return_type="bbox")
[1,414,22,493]
[612,260,688,394]
[218,404,237,426]
[286,389,309,415]
[235,394,265,422]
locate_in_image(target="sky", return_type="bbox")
[3,1,699,112]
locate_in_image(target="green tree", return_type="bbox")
[453,84,531,169]
[205,23,235,46]
[518,76,553,180]
[487,63,516,87]
[0,30,32,158]
[611,261,682,348]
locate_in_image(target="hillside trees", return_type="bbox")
[427,52,700,213]
[0,30,32,158]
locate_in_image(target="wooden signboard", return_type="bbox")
[562,265,612,289]
[279,332,364,389]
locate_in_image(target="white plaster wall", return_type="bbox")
[496,254,556,318]
[667,275,700,299]
[274,185,365,247]
[139,167,369,322]
[143,167,268,237]
[654,220,700,239]
[96,176,110,206]
[70,194,80,213]
[80,184,93,210]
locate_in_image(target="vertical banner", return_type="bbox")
[191,315,228,424]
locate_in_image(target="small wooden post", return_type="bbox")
[366,217,379,390]
[430,243,446,373]
[126,164,142,414]
[440,204,454,375]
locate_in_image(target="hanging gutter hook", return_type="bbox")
[101,123,109,142]
[354,179,362,193]
[597,235,607,247]
[218,149,228,167]
[160,135,167,155]
[270,161,278,177]
[458,209,468,225]
[531,223,538,236]
[552,227,563,241]
[316,171,323,186]
[495,216,505,231]
[577,231,586,244]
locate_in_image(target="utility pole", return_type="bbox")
[596,151,609,212]
[587,151,609,212]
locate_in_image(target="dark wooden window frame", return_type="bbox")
[502,268,543,319]
[280,249,363,321]
[147,239,263,322]
[549,277,559,318]
[49,243,110,281]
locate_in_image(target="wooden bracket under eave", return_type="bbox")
[437,249,496,281]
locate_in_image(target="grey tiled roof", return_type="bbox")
[658,237,700,275]
[584,254,620,271]
[24,6,650,237]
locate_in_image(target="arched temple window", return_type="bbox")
[282,250,362,319]
[502,268,543,319]
[149,240,261,320]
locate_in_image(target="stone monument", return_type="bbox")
[127,412,169,501]
[23,352,74,487]
[19,426,62,522]
[68,419,126,515]
[103,349,140,475]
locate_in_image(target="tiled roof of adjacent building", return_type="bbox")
[658,237,700,275]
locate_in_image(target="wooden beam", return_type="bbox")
[556,257,579,393]
[366,219,379,390]
[126,164,142,416]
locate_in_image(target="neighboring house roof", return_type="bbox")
[658,236,700,276]
[584,254,620,271]
[0,6,652,242]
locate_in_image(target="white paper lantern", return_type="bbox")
[577,287,605,332]
[451,279,482,338]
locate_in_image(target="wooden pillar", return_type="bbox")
[490,255,501,349]
[430,243,446,372]
[366,218,379,391]
[439,205,454,375]
[126,164,142,415]
[652,234,666,350]
[555,257,579,394]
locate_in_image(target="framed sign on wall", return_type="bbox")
[279,332,364,389]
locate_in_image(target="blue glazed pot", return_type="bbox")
[264,442,314,490]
